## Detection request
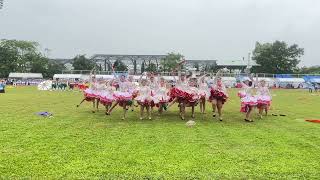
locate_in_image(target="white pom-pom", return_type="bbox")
[186,120,196,127]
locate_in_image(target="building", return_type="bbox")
[216,59,259,72]
[51,54,258,74]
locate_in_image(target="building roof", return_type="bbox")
[216,60,259,66]
[53,74,82,79]
[8,73,43,79]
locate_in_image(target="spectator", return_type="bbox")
[0,80,6,93]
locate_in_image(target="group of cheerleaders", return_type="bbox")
[77,61,272,122]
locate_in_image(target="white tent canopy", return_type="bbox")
[257,77,273,82]
[9,73,43,79]
[53,74,82,79]
[276,78,305,83]
[221,77,236,88]
[95,75,114,79]
[310,78,320,83]
[275,78,305,88]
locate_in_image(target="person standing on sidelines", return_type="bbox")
[0,79,6,93]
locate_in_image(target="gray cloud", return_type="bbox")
[1,0,319,66]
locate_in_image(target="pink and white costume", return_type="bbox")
[154,86,170,104]
[239,83,257,112]
[113,81,133,102]
[187,86,200,105]
[256,86,271,108]
[99,84,115,106]
[149,79,159,96]
[135,86,159,106]
[83,81,99,101]
[198,81,210,100]
[170,79,189,101]
[209,83,228,104]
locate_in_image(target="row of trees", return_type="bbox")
[71,53,185,73]
[252,41,304,74]
[0,39,65,78]
[72,41,307,74]
[0,39,313,78]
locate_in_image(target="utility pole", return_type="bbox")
[247,52,251,69]
[44,48,51,58]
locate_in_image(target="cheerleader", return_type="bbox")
[99,80,116,115]
[184,78,200,119]
[256,78,272,118]
[135,74,158,120]
[209,70,228,121]
[198,74,210,114]
[149,73,159,93]
[238,74,257,122]
[128,75,139,111]
[93,79,107,112]
[147,73,159,113]
[76,71,99,113]
[168,71,190,120]
[153,77,170,114]
[107,74,133,120]
[168,60,188,109]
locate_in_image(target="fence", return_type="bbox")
[61,70,320,78]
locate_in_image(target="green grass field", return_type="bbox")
[1,87,320,179]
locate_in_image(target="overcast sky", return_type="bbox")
[0,0,319,66]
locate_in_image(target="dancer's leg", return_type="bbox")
[191,105,195,119]
[211,99,217,117]
[96,99,100,112]
[180,102,185,120]
[245,106,254,121]
[202,99,206,113]
[147,106,151,120]
[92,101,96,113]
[108,102,119,113]
[140,105,144,120]
[76,99,86,107]
[122,105,127,120]
[168,97,178,108]
[217,100,223,121]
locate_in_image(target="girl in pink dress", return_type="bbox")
[128,75,138,112]
[153,77,170,115]
[168,71,191,120]
[198,74,210,114]
[135,75,159,120]
[99,80,116,115]
[184,78,200,119]
[256,79,272,118]
[108,74,133,120]
[209,70,228,121]
[238,74,257,122]
[77,72,100,113]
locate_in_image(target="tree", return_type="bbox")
[160,52,184,72]
[113,59,127,71]
[298,66,320,74]
[141,61,145,73]
[29,53,49,74]
[146,63,157,72]
[0,39,47,77]
[72,55,95,70]
[252,41,304,74]
[44,61,66,78]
